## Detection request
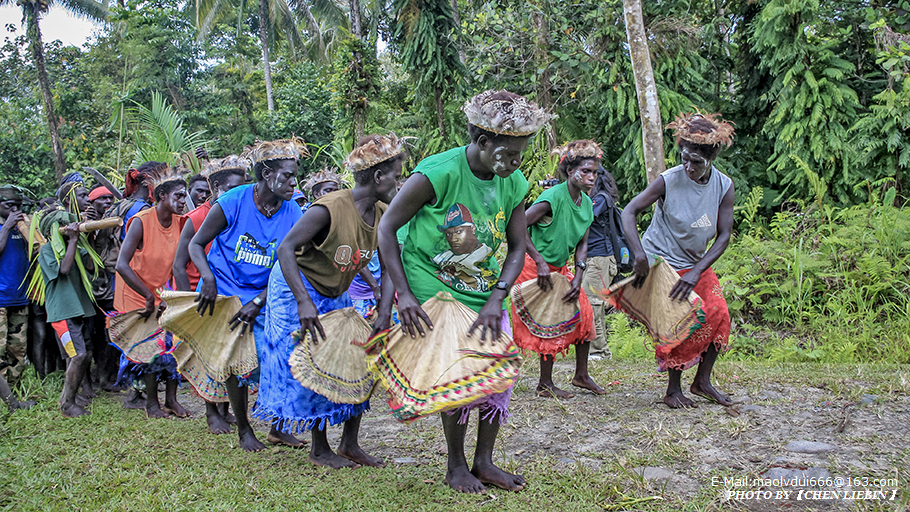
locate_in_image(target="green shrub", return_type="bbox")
[715,186,910,364]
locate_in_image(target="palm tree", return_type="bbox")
[4,0,108,182]
[196,0,344,110]
[393,0,464,142]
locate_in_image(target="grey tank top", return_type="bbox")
[641,165,732,270]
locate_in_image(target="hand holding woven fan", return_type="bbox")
[365,292,522,422]
[288,308,375,404]
[594,258,706,347]
[510,272,582,339]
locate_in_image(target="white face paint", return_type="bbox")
[491,145,507,173]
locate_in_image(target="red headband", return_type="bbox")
[88,187,113,201]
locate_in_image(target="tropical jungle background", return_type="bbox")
[1,0,909,364]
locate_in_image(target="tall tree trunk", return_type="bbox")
[435,85,446,141]
[532,8,556,151]
[349,0,363,39]
[622,0,665,184]
[259,0,275,111]
[450,0,466,66]
[25,7,67,182]
[349,0,366,140]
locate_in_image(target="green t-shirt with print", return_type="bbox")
[401,146,529,313]
[528,181,593,267]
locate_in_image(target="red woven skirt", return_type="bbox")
[656,268,730,371]
[511,255,594,356]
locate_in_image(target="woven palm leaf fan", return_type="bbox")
[158,290,257,382]
[367,291,523,422]
[288,307,374,404]
[510,272,581,338]
[596,257,705,347]
[107,310,169,364]
[172,342,229,402]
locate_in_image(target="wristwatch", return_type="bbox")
[575,261,587,271]
[494,280,510,291]
[252,296,265,307]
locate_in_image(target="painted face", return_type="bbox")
[214,173,245,200]
[313,181,339,199]
[482,136,531,178]
[161,186,187,215]
[189,180,211,206]
[74,187,90,213]
[376,162,404,204]
[444,224,479,255]
[91,195,114,216]
[680,146,712,182]
[262,159,298,201]
[570,159,598,194]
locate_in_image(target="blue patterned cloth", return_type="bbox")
[252,260,369,433]
[115,331,180,385]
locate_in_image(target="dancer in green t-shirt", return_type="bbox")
[378,90,552,494]
[512,140,606,398]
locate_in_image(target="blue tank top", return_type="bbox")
[0,228,29,307]
[201,184,302,303]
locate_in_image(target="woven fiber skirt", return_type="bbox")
[252,260,369,433]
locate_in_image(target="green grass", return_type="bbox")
[2,357,908,511]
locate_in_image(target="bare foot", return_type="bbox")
[61,403,90,417]
[123,389,146,410]
[445,466,486,494]
[239,430,266,452]
[101,382,122,393]
[206,412,232,434]
[163,401,191,418]
[81,386,97,399]
[223,411,237,425]
[571,375,608,395]
[11,399,36,411]
[309,449,360,469]
[338,444,385,467]
[690,381,733,406]
[146,405,171,419]
[536,384,574,399]
[75,394,92,407]
[663,391,698,409]
[472,462,526,492]
[267,431,306,448]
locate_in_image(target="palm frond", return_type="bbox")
[129,91,211,170]
[52,0,108,21]
[270,0,304,58]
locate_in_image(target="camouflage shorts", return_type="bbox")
[0,305,28,387]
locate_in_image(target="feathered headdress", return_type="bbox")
[666,110,735,148]
[342,133,407,173]
[304,167,343,194]
[462,90,555,137]
[241,137,310,165]
[148,165,189,190]
[200,155,251,177]
[551,139,603,163]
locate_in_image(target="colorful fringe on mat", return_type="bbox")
[367,347,520,423]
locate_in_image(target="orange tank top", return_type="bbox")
[114,207,180,311]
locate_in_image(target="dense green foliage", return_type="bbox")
[2,0,908,207]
